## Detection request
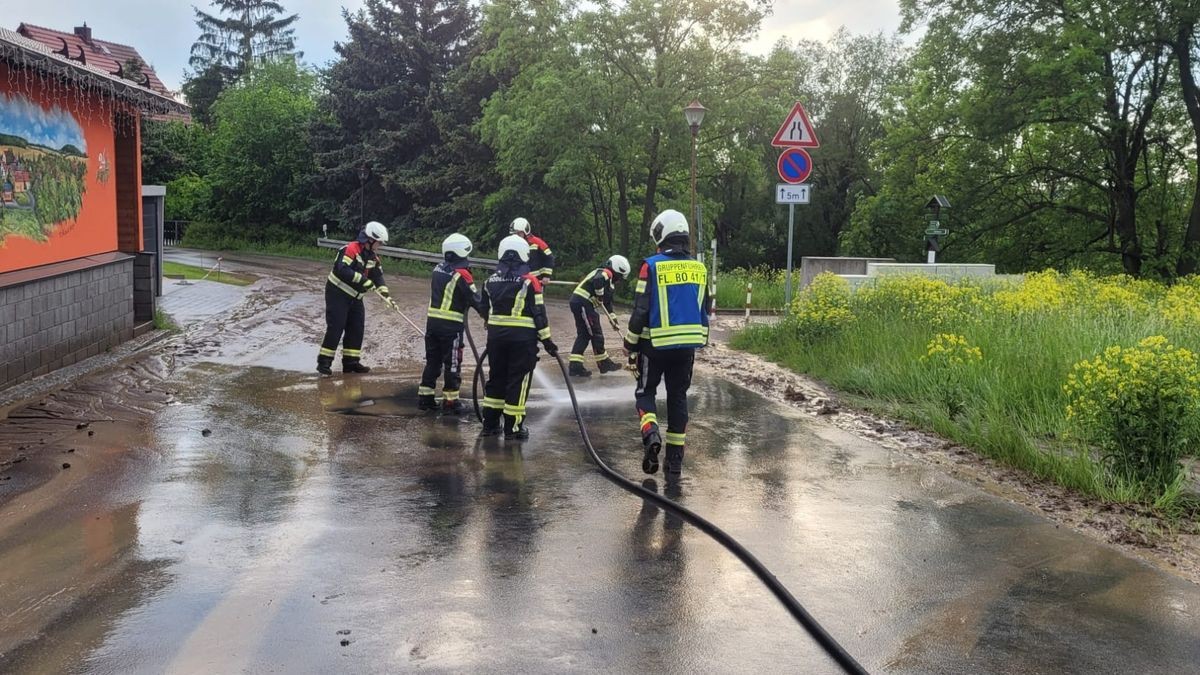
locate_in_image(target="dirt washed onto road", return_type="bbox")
[696,333,1200,586]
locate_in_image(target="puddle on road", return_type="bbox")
[2,362,1199,673]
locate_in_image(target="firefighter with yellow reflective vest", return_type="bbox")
[568,255,631,377]
[624,209,711,478]
[419,233,486,414]
[317,222,390,375]
[509,217,555,281]
[479,235,558,439]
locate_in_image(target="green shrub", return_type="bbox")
[789,272,855,340]
[165,174,212,222]
[1064,336,1200,496]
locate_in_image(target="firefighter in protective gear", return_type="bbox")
[318,221,390,375]
[624,209,710,478]
[479,234,558,439]
[568,255,630,377]
[419,233,486,414]
[510,217,555,281]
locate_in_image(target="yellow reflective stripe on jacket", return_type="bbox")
[428,308,464,321]
[648,325,709,338]
[429,272,464,322]
[489,315,536,328]
[341,255,354,266]
[652,331,705,343]
[573,269,600,299]
[635,279,647,294]
[327,272,364,298]
[512,281,529,318]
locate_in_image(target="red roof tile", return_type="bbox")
[16,23,172,99]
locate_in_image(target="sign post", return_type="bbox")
[772,101,820,309]
[776,183,810,308]
[923,195,951,264]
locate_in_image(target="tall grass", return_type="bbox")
[732,271,1200,512]
[714,265,787,310]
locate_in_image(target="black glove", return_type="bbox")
[542,339,559,357]
[624,341,639,365]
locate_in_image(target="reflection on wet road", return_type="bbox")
[2,363,1199,672]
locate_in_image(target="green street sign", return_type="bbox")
[925,228,949,236]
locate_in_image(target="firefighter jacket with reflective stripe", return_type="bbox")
[526,235,555,279]
[327,239,386,299]
[427,261,483,333]
[572,267,616,313]
[481,265,551,342]
[625,247,709,350]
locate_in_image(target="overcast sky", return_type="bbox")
[10,0,905,92]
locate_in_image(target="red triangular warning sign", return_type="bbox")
[771,102,820,148]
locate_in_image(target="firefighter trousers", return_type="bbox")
[420,330,465,399]
[569,296,608,363]
[635,346,695,447]
[483,338,538,429]
[319,284,365,366]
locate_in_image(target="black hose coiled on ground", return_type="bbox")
[548,354,868,675]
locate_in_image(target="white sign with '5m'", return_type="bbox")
[776,183,811,204]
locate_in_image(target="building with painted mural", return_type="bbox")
[0,25,186,389]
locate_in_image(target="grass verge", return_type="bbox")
[162,261,256,286]
[731,271,1200,517]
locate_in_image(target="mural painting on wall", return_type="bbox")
[0,90,89,244]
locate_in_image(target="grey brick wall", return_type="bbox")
[0,259,135,389]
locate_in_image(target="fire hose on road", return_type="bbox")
[460,310,866,674]
[376,290,864,672]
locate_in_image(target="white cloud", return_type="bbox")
[747,0,905,54]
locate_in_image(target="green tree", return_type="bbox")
[141,119,212,185]
[480,0,769,261]
[207,60,317,233]
[847,0,1192,275]
[309,0,478,236]
[187,0,301,125]
[1169,2,1200,275]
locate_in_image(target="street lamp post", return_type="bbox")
[358,163,369,231]
[683,100,707,248]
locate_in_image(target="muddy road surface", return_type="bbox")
[0,249,1198,673]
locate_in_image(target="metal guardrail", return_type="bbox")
[316,238,576,286]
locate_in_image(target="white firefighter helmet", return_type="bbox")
[509,217,531,236]
[649,209,688,246]
[442,233,473,259]
[606,254,631,278]
[499,234,531,262]
[364,221,389,244]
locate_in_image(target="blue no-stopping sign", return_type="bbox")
[777,148,813,184]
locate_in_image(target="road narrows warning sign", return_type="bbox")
[771,101,820,148]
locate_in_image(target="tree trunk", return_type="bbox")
[640,126,662,246]
[1174,22,1200,277]
[617,168,631,256]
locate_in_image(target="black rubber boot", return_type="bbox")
[441,399,465,415]
[641,425,662,475]
[480,408,503,436]
[316,357,333,376]
[596,358,622,374]
[417,394,437,411]
[343,361,371,374]
[665,443,685,477]
[503,414,530,440]
[568,361,592,377]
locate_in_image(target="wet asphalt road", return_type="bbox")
[0,250,1198,672]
